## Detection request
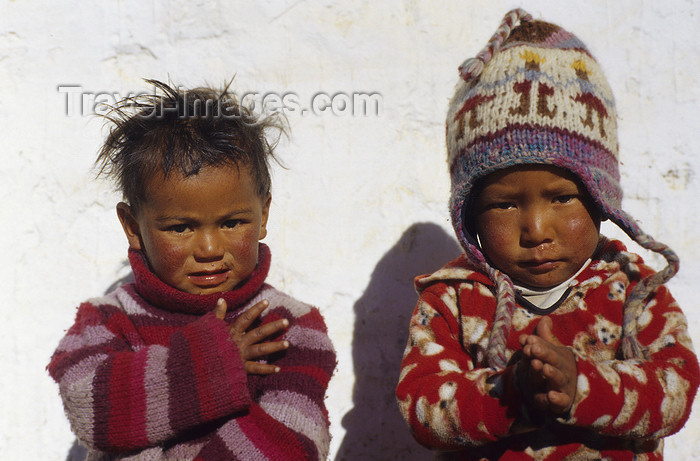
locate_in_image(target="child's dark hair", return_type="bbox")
[96,79,286,212]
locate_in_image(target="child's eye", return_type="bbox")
[553,195,577,204]
[491,202,515,210]
[168,224,190,233]
[223,220,241,229]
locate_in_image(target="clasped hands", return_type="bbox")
[517,316,577,415]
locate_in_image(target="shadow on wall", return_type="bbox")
[66,440,86,460]
[336,222,461,461]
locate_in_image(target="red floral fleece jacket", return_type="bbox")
[48,244,336,460]
[396,239,699,460]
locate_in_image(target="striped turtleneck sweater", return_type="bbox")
[48,244,336,460]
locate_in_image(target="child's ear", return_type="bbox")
[116,202,143,250]
[259,194,272,241]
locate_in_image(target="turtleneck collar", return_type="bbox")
[128,243,271,315]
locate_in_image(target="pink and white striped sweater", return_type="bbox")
[48,244,336,460]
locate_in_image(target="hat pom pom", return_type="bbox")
[459,58,484,82]
[457,9,532,83]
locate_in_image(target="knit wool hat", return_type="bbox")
[447,9,679,370]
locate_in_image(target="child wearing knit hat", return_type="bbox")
[396,10,699,460]
[47,80,335,460]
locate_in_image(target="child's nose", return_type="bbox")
[519,208,553,247]
[194,231,224,260]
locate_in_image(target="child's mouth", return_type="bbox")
[188,269,230,287]
[521,260,559,273]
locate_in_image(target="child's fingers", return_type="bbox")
[237,318,289,361]
[214,298,228,320]
[519,333,530,347]
[533,316,563,346]
[532,389,572,414]
[240,318,289,347]
[541,359,576,414]
[521,334,554,359]
[244,361,281,375]
[231,299,269,332]
[522,336,550,361]
[540,348,577,380]
[531,391,550,411]
[546,389,573,414]
[520,336,537,358]
[226,301,289,375]
[526,338,564,366]
[542,362,567,388]
[530,342,555,363]
[244,339,290,361]
[529,357,544,374]
[533,315,553,335]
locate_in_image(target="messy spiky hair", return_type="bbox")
[96,79,286,212]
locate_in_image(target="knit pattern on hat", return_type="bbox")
[446,9,679,370]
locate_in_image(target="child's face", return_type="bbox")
[473,165,600,289]
[117,163,270,295]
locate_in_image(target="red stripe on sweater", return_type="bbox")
[237,405,309,460]
[281,364,331,385]
[107,350,148,449]
[181,324,221,421]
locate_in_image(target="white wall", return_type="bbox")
[2,1,699,459]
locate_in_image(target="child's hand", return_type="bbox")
[518,316,577,415]
[214,298,290,375]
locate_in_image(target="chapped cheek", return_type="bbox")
[142,236,189,285]
[231,228,260,262]
[233,242,254,262]
[566,215,598,242]
[162,247,185,266]
[480,218,513,249]
[156,242,187,267]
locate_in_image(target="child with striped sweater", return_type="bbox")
[48,80,336,460]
